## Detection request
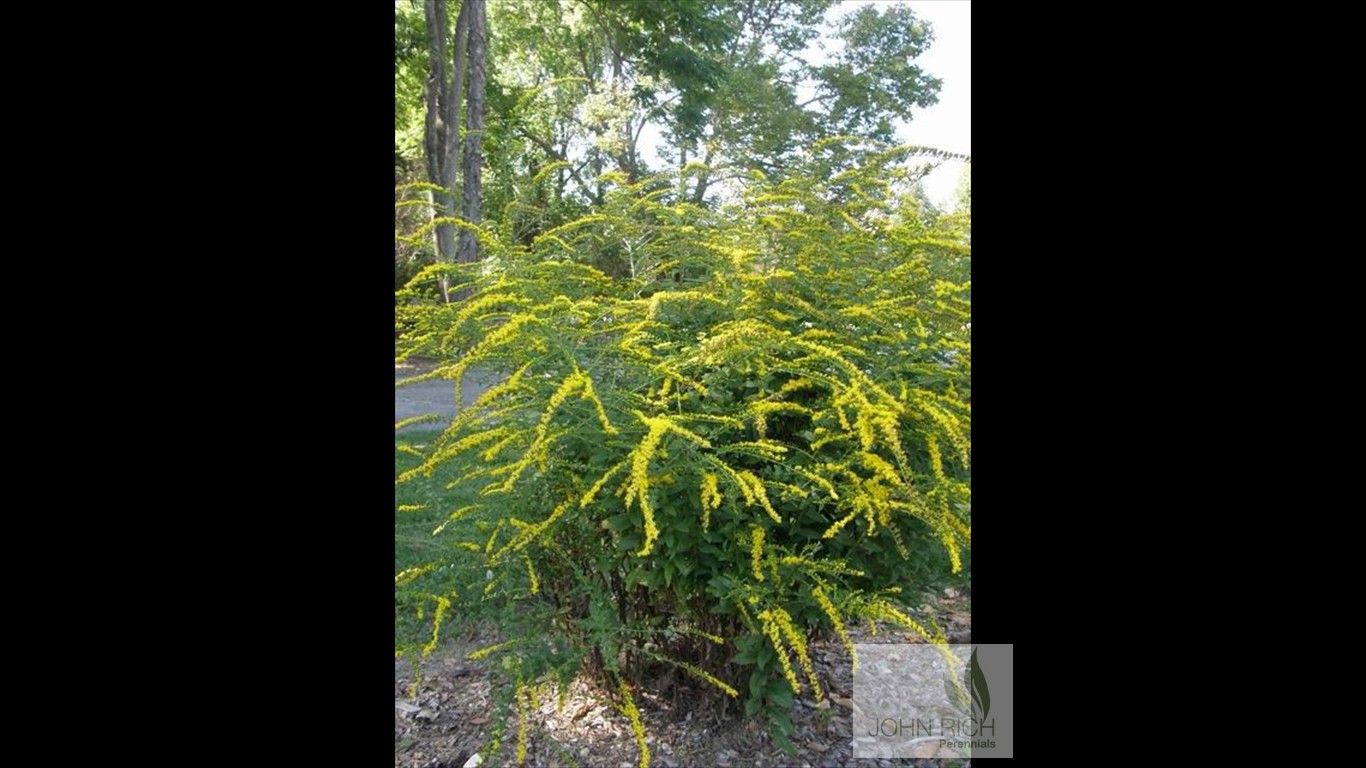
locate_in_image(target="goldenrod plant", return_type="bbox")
[396,142,970,762]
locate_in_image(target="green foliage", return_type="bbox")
[395,144,969,763]
[816,4,942,142]
[404,0,947,228]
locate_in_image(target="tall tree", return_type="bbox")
[458,0,487,265]
[423,0,459,300]
[682,1,942,204]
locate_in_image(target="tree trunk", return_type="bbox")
[691,148,715,205]
[457,0,487,267]
[423,0,457,302]
[448,1,468,204]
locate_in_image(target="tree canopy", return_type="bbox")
[395,0,959,286]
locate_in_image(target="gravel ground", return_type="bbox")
[395,592,971,768]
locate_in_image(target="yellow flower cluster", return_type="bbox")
[778,555,864,578]
[447,313,539,406]
[748,402,812,439]
[757,607,820,699]
[691,628,725,645]
[521,552,539,595]
[699,472,722,530]
[623,412,712,556]
[617,680,650,768]
[675,658,738,698]
[625,417,668,556]
[484,520,505,554]
[652,376,673,405]
[812,584,857,672]
[926,434,946,482]
[395,563,435,587]
[730,470,781,523]
[911,391,971,468]
[581,460,627,508]
[396,426,513,486]
[874,410,912,473]
[887,496,966,574]
[809,430,851,451]
[860,452,907,490]
[821,505,861,539]
[479,432,518,462]
[516,673,528,765]
[757,609,801,694]
[431,504,481,536]
[640,645,739,698]
[791,466,839,500]
[487,368,623,496]
[489,498,574,564]
[770,606,822,702]
[467,637,521,661]
[483,573,502,595]
[422,596,451,657]
[750,526,766,582]
[675,412,746,428]
[453,361,531,429]
[720,440,790,461]
[792,336,902,407]
[448,293,534,337]
[395,413,443,431]
[575,370,620,435]
[866,599,931,641]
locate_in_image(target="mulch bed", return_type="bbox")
[396,589,971,768]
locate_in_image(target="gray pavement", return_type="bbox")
[395,359,500,430]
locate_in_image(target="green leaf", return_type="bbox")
[604,513,634,532]
[749,668,767,699]
[766,681,794,710]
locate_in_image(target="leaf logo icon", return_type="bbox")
[969,647,990,721]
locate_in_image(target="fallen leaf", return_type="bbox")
[806,741,829,752]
